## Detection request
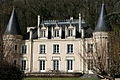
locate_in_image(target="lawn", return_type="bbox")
[24,77,100,80]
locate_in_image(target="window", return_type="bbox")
[40,45,46,54]
[88,44,93,52]
[54,30,59,37]
[67,44,73,53]
[21,45,27,54]
[87,59,93,70]
[53,60,59,70]
[15,45,17,51]
[13,60,17,65]
[67,60,73,71]
[107,42,110,53]
[68,29,73,37]
[41,30,46,37]
[21,60,26,70]
[53,45,59,53]
[40,60,45,71]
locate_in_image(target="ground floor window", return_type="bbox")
[40,60,45,71]
[53,60,59,70]
[21,60,26,70]
[87,59,93,70]
[13,60,17,65]
[67,60,73,71]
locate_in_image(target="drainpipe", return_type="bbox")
[29,29,33,72]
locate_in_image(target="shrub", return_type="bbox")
[0,62,24,80]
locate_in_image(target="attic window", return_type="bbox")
[88,44,93,53]
[41,30,46,37]
[54,30,59,37]
[68,29,73,37]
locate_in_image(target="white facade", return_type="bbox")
[19,19,95,74]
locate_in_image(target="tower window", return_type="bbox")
[21,45,27,54]
[87,59,93,70]
[13,60,17,65]
[21,60,26,71]
[15,45,17,51]
[88,44,93,52]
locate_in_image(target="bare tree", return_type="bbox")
[79,26,120,80]
[0,9,24,80]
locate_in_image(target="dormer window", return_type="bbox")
[54,30,59,37]
[41,30,46,37]
[68,29,73,37]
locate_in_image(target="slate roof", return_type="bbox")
[95,3,111,32]
[4,8,21,35]
[23,22,93,40]
[41,19,85,25]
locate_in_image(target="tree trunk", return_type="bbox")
[108,77,115,80]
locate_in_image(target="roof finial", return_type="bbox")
[70,17,73,26]
[37,15,40,27]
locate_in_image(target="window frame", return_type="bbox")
[15,45,17,51]
[53,44,59,54]
[87,59,93,70]
[39,60,46,72]
[54,30,59,37]
[21,45,27,54]
[21,60,26,71]
[53,60,59,70]
[67,44,73,54]
[40,45,46,54]
[88,44,93,53]
[67,60,73,72]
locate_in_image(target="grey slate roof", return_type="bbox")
[23,23,93,40]
[95,3,111,32]
[41,19,85,25]
[4,8,21,35]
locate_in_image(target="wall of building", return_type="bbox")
[21,38,86,73]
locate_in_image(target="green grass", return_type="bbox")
[24,77,100,80]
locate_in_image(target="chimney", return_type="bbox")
[81,28,84,38]
[37,15,40,38]
[29,29,32,40]
[37,15,40,27]
[79,13,81,32]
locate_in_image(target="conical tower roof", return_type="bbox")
[4,8,21,35]
[95,3,110,32]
